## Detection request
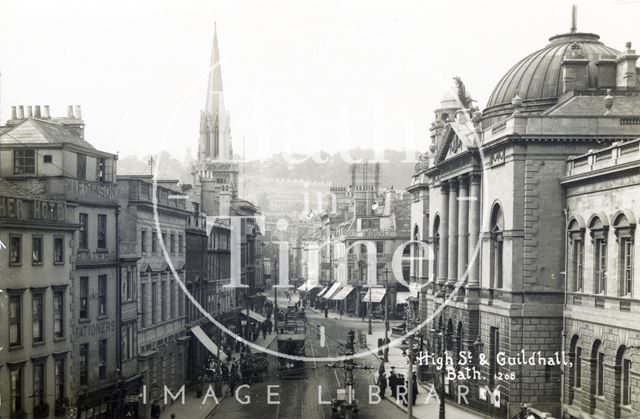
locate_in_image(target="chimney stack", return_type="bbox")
[17,106,24,119]
[34,105,42,118]
[616,42,639,89]
[75,105,82,120]
[11,106,16,120]
[43,105,50,119]
[67,105,74,118]
[25,106,33,118]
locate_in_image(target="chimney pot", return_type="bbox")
[75,105,82,120]
[67,105,74,118]
[34,105,42,118]
[25,106,33,118]
[11,106,16,120]
[43,105,50,119]
[17,106,24,119]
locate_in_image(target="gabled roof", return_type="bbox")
[434,121,478,164]
[0,118,96,152]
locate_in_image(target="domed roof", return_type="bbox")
[483,32,619,122]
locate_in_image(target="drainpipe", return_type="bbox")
[560,208,570,418]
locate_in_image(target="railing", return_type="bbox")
[75,250,117,266]
[567,139,640,176]
[129,180,186,209]
[344,229,400,239]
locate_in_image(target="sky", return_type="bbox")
[1,0,639,161]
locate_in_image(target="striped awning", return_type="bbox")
[331,286,354,301]
[317,286,329,297]
[297,281,320,292]
[322,282,341,299]
[191,325,227,362]
[361,287,387,303]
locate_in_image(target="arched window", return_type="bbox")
[413,225,420,280]
[568,335,581,403]
[589,216,609,295]
[433,216,440,282]
[490,204,504,289]
[613,212,635,297]
[615,345,633,409]
[568,218,585,292]
[591,340,605,398]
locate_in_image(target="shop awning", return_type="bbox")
[331,286,354,301]
[246,309,267,323]
[396,291,410,305]
[191,325,228,362]
[322,282,342,299]
[317,286,329,297]
[361,288,387,303]
[297,281,320,292]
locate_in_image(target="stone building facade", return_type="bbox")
[408,23,640,418]
[117,175,190,418]
[0,106,122,418]
[0,182,76,419]
[562,140,640,419]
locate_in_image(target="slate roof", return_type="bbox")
[0,118,96,151]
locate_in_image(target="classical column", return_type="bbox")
[438,182,449,287]
[447,179,458,286]
[457,176,469,282]
[467,174,481,288]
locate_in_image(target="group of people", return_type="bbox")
[376,366,418,406]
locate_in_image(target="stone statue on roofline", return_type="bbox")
[453,76,475,110]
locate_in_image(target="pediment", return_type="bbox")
[434,122,477,164]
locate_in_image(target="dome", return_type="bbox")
[483,32,619,124]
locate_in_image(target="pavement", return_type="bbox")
[158,301,489,418]
[159,331,278,419]
[364,326,492,419]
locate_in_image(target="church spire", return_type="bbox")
[205,22,224,115]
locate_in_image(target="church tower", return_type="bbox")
[194,24,240,212]
[198,24,233,162]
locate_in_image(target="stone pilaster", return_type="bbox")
[447,179,458,287]
[457,175,469,282]
[466,174,481,301]
[438,182,449,290]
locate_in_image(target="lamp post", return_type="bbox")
[368,283,373,335]
[216,303,221,361]
[431,323,446,419]
[383,268,390,362]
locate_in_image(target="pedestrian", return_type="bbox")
[171,414,176,419]
[267,318,273,335]
[339,307,344,319]
[150,401,160,419]
[411,371,418,406]
[261,321,267,339]
[377,372,388,399]
[389,366,398,399]
[324,306,328,318]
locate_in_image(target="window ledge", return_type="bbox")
[32,262,44,266]
[32,341,45,347]
[54,336,66,342]
[97,315,108,321]
[9,344,23,351]
[78,318,90,324]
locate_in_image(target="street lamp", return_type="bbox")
[383,268,390,362]
[430,323,446,419]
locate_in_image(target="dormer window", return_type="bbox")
[13,149,36,174]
